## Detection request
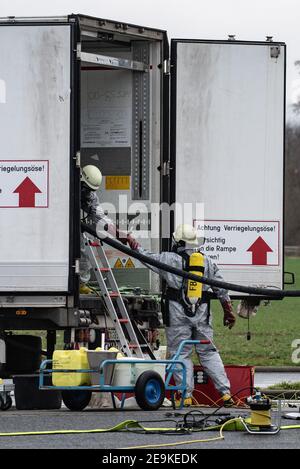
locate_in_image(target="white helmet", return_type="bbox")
[81,165,102,190]
[173,224,198,245]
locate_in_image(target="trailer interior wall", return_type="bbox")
[79,26,163,292]
[171,40,285,292]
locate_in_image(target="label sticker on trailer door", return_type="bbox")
[0,160,49,208]
[194,220,280,266]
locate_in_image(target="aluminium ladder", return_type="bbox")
[82,232,154,359]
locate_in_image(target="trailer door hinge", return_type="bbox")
[270,46,280,59]
[74,259,80,274]
[163,161,172,176]
[76,43,82,59]
[163,59,171,75]
[74,151,81,168]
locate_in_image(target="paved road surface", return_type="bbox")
[0,407,299,449]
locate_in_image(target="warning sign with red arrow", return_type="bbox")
[193,219,279,266]
[0,160,48,208]
[247,236,273,265]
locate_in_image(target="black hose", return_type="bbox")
[81,223,300,299]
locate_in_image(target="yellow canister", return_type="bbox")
[52,348,91,387]
[187,252,204,304]
[250,409,272,427]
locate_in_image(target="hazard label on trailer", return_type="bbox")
[194,220,280,266]
[0,160,49,208]
[105,175,130,191]
[125,258,135,269]
[113,258,124,269]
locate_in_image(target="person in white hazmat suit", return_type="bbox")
[127,224,236,406]
[80,165,135,294]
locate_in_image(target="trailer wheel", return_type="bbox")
[0,395,12,411]
[135,371,165,411]
[61,390,92,411]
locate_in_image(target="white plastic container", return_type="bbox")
[154,346,167,360]
[87,350,117,386]
[111,358,166,387]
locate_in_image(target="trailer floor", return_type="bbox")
[0,407,299,449]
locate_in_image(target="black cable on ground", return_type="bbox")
[123,386,256,435]
[81,223,300,298]
[180,386,258,429]
[173,386,257,428]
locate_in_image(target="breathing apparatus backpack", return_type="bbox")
[187,251,205,309]
[161,248,206,325]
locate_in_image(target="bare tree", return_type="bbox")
[285,60,300,245]
[285,123,300,245]
[292,60,300,115]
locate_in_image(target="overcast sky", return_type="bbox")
[1,0,300,118]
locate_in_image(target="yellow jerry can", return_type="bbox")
[52,348,91,387]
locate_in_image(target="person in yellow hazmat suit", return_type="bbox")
[127,224,236,406]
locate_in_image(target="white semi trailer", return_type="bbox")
[0,14,286,372]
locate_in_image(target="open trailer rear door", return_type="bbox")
[170,39,285,291]
[0,19,80,295]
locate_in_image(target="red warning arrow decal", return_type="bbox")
[13,177,42,207]
[247,236,273,265]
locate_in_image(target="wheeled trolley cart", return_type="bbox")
[39,340,208,411]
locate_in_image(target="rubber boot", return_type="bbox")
[222,394,235,407]
[175,395,193,407]
[79,283,93,295]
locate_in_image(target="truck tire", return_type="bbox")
[61,390,92,411]
[5,335,42,373]
[135,371,165,411]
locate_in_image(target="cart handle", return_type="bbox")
[165,339,211,381]
[172,339,211,362]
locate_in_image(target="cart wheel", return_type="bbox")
[135,371,165,411]
[0,394,12,411]
[61,390,92,411]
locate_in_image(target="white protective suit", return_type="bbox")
[80,185,111,284]
[137,245,231,397]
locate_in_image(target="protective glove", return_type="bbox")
[105,224,128,245]
[106,223,139,249]
[127,234,140,250]
[221,300,236,329]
